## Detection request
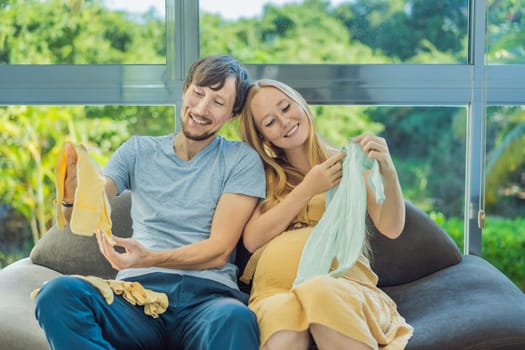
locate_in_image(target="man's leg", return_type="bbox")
[177,296,259,350]
[34,275,166,350]
[165,275,259,350]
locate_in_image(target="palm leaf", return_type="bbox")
[486,123,525,205]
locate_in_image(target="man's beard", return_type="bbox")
[181,123,219,141]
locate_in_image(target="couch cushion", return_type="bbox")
[368,200,462,287]
[383,255,525,350]
[30,192,133,279]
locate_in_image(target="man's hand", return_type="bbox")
[96,230,151,270]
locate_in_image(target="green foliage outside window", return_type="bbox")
[0,0,165,64]
[0,106,130,242]
[432,212,525,292]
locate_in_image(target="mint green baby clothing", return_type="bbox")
[293,141,385,287]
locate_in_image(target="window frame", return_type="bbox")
[1,0,524,255]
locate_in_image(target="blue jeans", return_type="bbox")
[34,272,259,350]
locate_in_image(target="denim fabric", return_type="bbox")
[34,273,259,350]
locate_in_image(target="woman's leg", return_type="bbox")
[310,323,372,350]
[262,330,310,350]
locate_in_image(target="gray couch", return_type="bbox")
[1,191,525,350]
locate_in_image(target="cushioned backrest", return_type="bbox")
[368,200,462,287]
[32,193,461,288]
[107,191,133,237]
[30,192,133,279]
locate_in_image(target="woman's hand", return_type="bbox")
[301,152,346,197]
[353,134,405,238]
[353,134,396,177]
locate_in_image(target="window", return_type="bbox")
[200,0,469,64]
[1,0,166,64]
[0,104,174,242]
[487,0,525,64]
[1,0,524,260]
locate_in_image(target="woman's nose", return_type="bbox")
[280,116,292,129]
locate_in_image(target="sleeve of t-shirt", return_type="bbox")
[103,136,137,195]
[223,145,266,200]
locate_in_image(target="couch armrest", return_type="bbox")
[0,258,60,350]
[369,201,462,287]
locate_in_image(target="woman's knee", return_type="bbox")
[264,330,310,350]
[310,323,372,350]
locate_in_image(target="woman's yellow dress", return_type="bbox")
[244,194,413,349]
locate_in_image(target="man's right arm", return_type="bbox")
[104,177,118,199]
[61,142,77,224]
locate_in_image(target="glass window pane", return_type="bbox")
[485,105,525,289]
[487,0,525,64]
[311,105,466,240]
[200,0,469,64]
[217,103,467,245]
[0,105,174,264]
[485,106,525,217]
[1,1,165,64]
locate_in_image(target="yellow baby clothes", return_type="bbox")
[55,143,114,245]
[31,276,169,319]
[293,141,385,287]
[247,194,413,349]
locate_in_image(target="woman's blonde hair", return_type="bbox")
[240,79,329,213]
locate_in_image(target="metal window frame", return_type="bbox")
[1,0,524,255]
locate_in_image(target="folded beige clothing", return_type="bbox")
[31,276,169,319]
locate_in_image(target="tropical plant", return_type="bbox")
[485,107,525,215]
[0,106,130,241]
[0,106,79,241]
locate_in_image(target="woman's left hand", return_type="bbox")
[352,134,396,176]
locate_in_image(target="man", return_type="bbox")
[34,55,265,350]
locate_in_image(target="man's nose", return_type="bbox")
[193,98,210,116]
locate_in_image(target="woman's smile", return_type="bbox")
[284,123,299,138]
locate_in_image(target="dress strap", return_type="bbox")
[239,244,267,285]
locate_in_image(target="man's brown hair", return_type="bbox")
[184,55,250,116]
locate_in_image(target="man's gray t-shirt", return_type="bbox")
[103,134,265,289]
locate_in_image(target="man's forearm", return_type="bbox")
[148,238,235,271]
[62,205,73,225]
